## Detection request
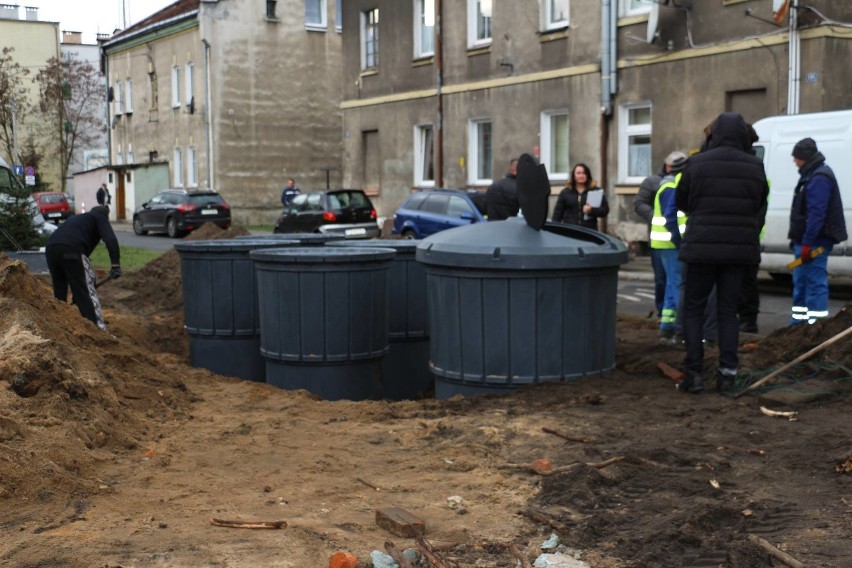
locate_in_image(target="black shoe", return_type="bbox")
[739,322,758,333]
[716,371,736,395]
[677,371,705,394]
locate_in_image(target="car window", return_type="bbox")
[447,195,475,218]
[41,194,66,204]
[0,168,15,192]
[188,193,225,206]
[403,192,428,210]
[290,194,308,212]
[306,193,322,211]
[150,194,165,205]
[165,194,182,205]
[421,194,449,214]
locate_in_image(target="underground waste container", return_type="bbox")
[329,240,431,400]
[176,238,298,381]
[416,219,629,399]
[250,246,396,401]
[235,233,344,245]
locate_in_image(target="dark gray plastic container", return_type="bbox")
[235,233,344,245]
[329,240,431,400]
[176,238,298,381]
[416,219,629,399]
[250,246,395,400]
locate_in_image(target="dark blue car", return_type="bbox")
[391,189,486,239]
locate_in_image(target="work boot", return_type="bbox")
[677,371,704,394]
[739,321,758,333]
[716,369,736,395]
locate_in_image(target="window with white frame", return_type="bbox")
[173,147,183,187]
[414,124,435,187]
[335,0,342,30]
[171,65,180,108]
[543,0,569,31]
[619,0,654,17]
[127,148,135,164]
[305,0,327,29]
[414,0,434,58]
[360,8,379,70]
[187,146,198,187]
[467,0,492,48]
[113,80,122,115]
[540,110,569,181]
[185,62,194,107]
[468,118,492,184]
[124,78,133,113]
[618,103,652,184]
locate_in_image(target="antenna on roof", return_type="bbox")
[119,0,129,28]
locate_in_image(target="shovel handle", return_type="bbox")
[786,246,825,270]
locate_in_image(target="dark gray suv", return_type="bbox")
[273,189,379,239]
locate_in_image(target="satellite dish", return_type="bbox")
[646,3,660,44]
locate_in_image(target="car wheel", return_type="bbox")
[401,229,417,240]
[133,216,148,236]
[166,216,181,238]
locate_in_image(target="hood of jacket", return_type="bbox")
[708,112,752,153]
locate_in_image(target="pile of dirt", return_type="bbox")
[1,244,850,567]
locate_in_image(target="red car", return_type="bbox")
[32,191,72,222]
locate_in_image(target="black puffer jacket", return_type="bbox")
[676,112,769,264]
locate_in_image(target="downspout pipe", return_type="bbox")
[599,0,616,233]
[202,38,213,189]
[435,0,444,188]
[787,0,800,115]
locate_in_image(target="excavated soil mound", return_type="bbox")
[1,245,850,567]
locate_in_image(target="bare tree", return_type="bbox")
[0,47,32,166]
[35,55,106,192]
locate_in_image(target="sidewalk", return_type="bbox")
[618,254,655,282]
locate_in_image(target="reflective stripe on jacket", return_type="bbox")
[650,174,686,250]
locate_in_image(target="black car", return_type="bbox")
[273,189,379,239]
[133,189,231,238]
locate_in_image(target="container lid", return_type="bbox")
[234,233,344,244]
[416,218,629,270]
[516,153,550,231]
[326,239,419,254]
[250,246,396,263]
[175,238,299,253]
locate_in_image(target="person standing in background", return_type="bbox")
[96,183,111,206]
[635,159,672,318]
[787,137,847,325]
[280,178,301,207]
[552,163,609,230]
[485,159,519,221]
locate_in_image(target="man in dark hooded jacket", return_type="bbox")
[675,112,769,394]
[45,205,122,330]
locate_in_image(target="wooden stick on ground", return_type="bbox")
[657,361,685,382]
[385,541,415,568]
[415,534,456,568]
[541,427,591,444]
[747,534,805,568]
[356,477,381,491]
[500,456,624,476]
[519,508,570,534]
[507,544,533,568]
[734,325,852,398]
[210,518,286,529]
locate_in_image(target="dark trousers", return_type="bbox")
[737,262,760,325]
[650,248,666,317]
[45,244,105,329]
[683,263,745,374]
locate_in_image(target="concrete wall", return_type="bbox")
[0,19,61,189]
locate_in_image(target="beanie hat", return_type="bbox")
[665,151,688,172]
[792,137,818,161]
[90,205,110,217]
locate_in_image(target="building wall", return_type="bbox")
[0,19,62,189]
[340,0,852,242]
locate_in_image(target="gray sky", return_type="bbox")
[32,0,175,44]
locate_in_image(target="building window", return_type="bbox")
[414,0,434,58]
[305,0,327,29]
[185,62,194,107]
[619,0,653,17]
[544,0,569,31]
[468,118,492,184]
[187,146,198,187]
[124,78,133,114]
[266,0,277,19]
[360,8,379,70]
[113,80,122,115]
[148,70,158,112]
[540,110,569,181]
[115,145,123,165]
[127,150,135,164]
[467,0,492,48]
[618,103,652,184]
[414,124,435,187]
[171,65,180,108]
[173,147,183,187]
[335,0,342,30]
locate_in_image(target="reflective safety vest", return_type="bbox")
[650,173,687,250]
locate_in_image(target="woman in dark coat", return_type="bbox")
[551,163,609,230]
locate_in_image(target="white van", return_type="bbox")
[752,110,852,278]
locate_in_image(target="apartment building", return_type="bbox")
[102,0,344,225]
[339,0,852,242]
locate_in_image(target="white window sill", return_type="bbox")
[305,23,328,32]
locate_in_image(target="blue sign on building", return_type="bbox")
[13,164,23,176]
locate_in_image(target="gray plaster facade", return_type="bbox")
[340,0,852,242]
[103,0,343,225]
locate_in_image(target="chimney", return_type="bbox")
[96,32,110,42]
[0,4,19,20]
[23,5,36,20]
[62,30,83,44]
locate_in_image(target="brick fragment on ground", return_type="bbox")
[375,506,425,537]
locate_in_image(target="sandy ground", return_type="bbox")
[1,226,850,567]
